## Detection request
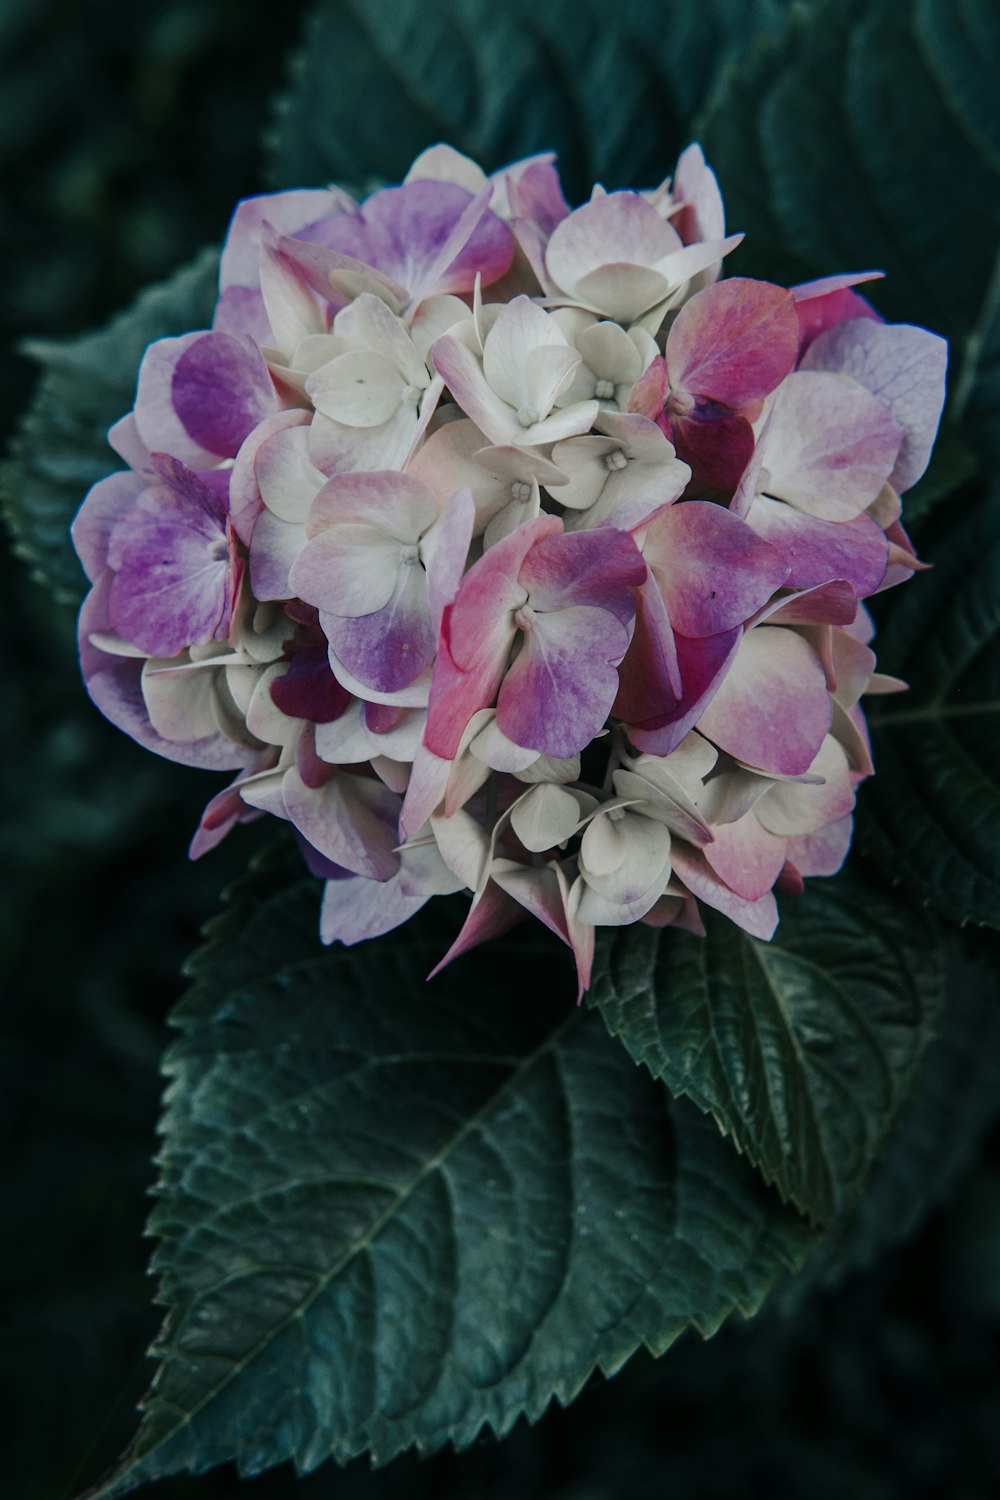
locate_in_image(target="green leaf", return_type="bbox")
[590,870,944,1227]
[794,930,1000,1294]
[860,495,1000,929]
[698,0,1000,362]
[2,248,218,606]
[89,853,812,1495]
[955,249,1000,471]
[266,0,795,202]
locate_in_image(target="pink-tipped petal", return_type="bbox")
[666,278,799,407]
[498,604,631,758]
[643,501,787,637]
[696,625,831,776]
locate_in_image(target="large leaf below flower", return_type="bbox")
[859,495,1000,929]
[88,851,811,1495]
[2,249,219,606]
[590,869,945,1227]
[266,0,796,201]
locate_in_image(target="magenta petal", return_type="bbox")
[497,604,630,757]
[72,471,145,583]
[667,278,799,406]
[613,568,682,723]
[425,619,510,760]
[671,404,755,491]
[753,579,858,628]
[321,561,434,694]
[793,278,882,359]
[170,332,276,459]
[746,495,889,598]
[107,458,233,657]
[643,501,787,636]
[696,625,831,775]
[517,526,645,620]
[624,625,741,755]
[270,646,352,723]
[423,486,475,636]
[801,319,948,493]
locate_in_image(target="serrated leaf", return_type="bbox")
[2,248,218,605]
[265,0,796,202]
[88,855,812,1495]
[698,0,1000,380]
[590,870,944,1227]
[788,930,1000,1298]
[860,495,1000,929]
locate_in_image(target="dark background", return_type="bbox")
[1,3,998,1497]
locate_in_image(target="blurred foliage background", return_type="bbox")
[1,1,999,1496]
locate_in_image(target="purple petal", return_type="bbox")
[642,501,787,637]
[171,332,276,459]
[670,403,755,491]
[613,568,682,723]
[447,514,561,671]
[801,319,948,492]
[107,457,234,657]
[72,471,145,584]
[746,494,889,598]
[497,604,631,757]
[322,562,435,694]
[249,510,306,601]
[212,286,272,343]
[78,575,252,771]
[696,625,831,776]
[283,766,401,881]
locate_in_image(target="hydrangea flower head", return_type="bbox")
[72,143,948,997]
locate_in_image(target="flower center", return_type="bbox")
[399,543,421,566]
[667,387,695,416]
[605,449,628,472]
[513,603,536,633]
[401,384,423,407]
[510,480,532,503]
[517,406,539,428]
[594,378,616,399]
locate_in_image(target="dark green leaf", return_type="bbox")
[90,857,811,1494]
[860,495,1000,929]
[266,0,796,202]
[898,420,978,530]
[789,930,1000,1296]
[698,0,1000,365]
[590,869,944,1227]
[2,248,218,606]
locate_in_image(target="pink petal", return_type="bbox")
[307,468,440,544]
[320,871,432,945]
[642,501,787,637]
[751,580,858,629]
[764,371,903,521]
[613,568,683,724]
[792,274,882,358]
[756,735,855,836]
[291,527,404,616]
[545,192,681,297]
[219,187,354,289]
[670,844,778,940]
[666,278,799,407]
[422,485,475,636]
[447,513,561,671]
[703,812,787,902]
[427,882,525,977]
[785,813,853,877]
[696,625,831,776]
[424,618,510,761]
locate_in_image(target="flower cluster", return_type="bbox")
[73,144,947,995]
